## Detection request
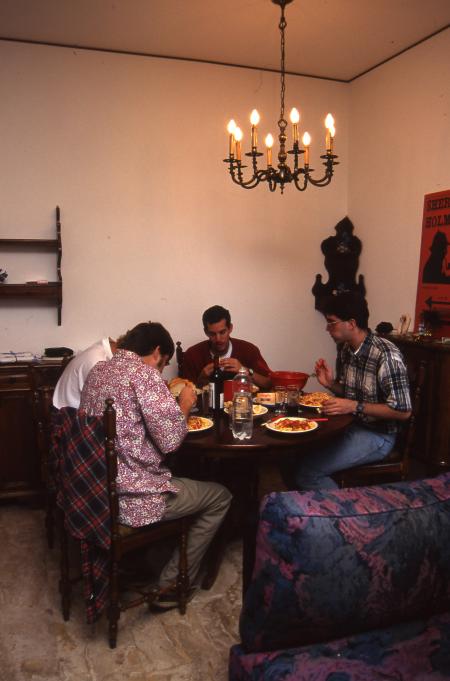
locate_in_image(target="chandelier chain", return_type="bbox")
[279,7,286,122]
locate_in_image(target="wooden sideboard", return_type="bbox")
[0,361,62,501]
[387,334,450,472]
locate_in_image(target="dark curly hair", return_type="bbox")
[117,322,174,358]
[202,305,231,329]
[321,292,369,330]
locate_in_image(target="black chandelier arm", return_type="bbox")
[293,170,308,192]
[233,168,261,189]
[306,154,338,187]
[224,159,270,189]
[307,174,333,188]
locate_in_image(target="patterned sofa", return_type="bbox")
[229,474,450,680]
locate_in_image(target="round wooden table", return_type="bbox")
[184,410,353,454]
[179,410,353,592]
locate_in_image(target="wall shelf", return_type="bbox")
[0,206,62,324]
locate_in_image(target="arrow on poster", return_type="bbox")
[425,297,450,308]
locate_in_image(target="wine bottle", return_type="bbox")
[209,354,224,415]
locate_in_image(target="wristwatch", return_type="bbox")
[354,401,364,416]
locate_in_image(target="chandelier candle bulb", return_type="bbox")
[234,127,243,161]
[227,119,237,157]
[325,113,335,153]
[302,131,311,165]
[329,124,336,153]
[265,133,274,166]
[290,108,300,143]
[250,109,260,149]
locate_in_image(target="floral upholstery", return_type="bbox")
[229,474,450,680]
[230,612,450,680]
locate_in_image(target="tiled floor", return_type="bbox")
[0,504,242,681]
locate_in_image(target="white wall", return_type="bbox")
[348,28,450,330]
[0,40,348,382]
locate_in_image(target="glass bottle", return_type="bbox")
[209,354,224,415]
[231,367,253,440]
[231,392,253,440]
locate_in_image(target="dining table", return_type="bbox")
[177,407,354,593]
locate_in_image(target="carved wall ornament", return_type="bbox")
[312,216,366,310]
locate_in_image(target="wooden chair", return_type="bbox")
[176,341,184,376]
[36,353,73,548]
[54,399,194,648]
[36,385,58,547]
[336,359,427,488]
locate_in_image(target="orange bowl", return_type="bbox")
[269,371,309,390]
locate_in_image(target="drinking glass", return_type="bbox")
[201,386,210,415]
[286,385,299,415]
[274,386,287,414]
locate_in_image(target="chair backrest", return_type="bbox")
[36,385,56,485]
[398,358,427,465]
[176,341,184,377]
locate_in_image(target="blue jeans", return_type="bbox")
[292,424,396,491]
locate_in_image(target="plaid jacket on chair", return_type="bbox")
[52,407,111,623]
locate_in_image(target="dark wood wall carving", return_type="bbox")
[312,216,366,310]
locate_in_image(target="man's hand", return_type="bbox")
[178,385,197,417]
[322,397,356,416]
[219,357,242,373]
[315,358,334,389]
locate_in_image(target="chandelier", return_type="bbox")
[224,0,339,194]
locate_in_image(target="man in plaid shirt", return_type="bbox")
[293,293,412,490]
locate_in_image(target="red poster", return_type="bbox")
[414,189,450,337]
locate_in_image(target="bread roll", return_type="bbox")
[168,377,196,398]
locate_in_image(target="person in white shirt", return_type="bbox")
[52,337,117,408]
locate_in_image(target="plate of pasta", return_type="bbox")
[298,392,332,409]
[187,416,213,432]
[264,417,318,434]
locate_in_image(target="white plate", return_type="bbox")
[187,416,214,432]
[224,404,268,418]
[264,417,318,434]
[298,392,332,409]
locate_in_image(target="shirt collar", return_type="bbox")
[349,330,373,359]
[210,340,233,359]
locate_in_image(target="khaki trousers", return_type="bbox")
[158,477,232,587]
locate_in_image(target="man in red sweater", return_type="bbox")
[182,305,272,389]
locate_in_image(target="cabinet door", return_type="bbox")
[431,352,450,468]
[0,385,41,498]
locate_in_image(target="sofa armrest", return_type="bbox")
[240,474,450,652]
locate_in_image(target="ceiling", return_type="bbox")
[0,0,449,82]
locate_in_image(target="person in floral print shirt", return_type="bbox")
[80,321,231,607]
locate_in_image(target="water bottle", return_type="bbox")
[232,367,252,395]
[231,392,253,440]
[231,367,253,440]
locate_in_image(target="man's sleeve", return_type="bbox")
[378,354,412,412]
[246,344,271,376]
[135,370,187,454]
